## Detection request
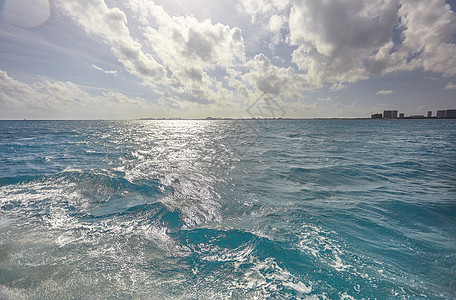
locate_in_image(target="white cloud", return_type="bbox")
[329,83,347,92]
[267,14,287,46]
[373,0,456,76]
[242,53,306,97]
[52,0,456,111]
[268,15,285,33]
[91,64,104,71]
[57,0,166,82]
[125,0,248,103]
[288,0,399,86]
[56,0,250,105]
[142,16,245,84]
[443,82,456,90]
[128,0,246,66]
[376,90,395,96]
[91,64,118,75]
[0,69,151,119]
[236,0,289,22]
[0,69,247,119]
[284,0,456,88]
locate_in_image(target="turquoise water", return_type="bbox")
[0,119,455,299]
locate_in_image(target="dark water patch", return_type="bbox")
[0,174,43,187]
[286,165,384,186]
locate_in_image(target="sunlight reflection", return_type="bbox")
[2,0,50,28]
[116,120,235,228]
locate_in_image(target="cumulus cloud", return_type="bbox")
[56,0,251,105]
[128,0,247,103]
[54,0,456,108]
[383,0,456,76]
[242,0,456,90]
[242,53,306,97]
[0,69,246,119]
[288,0,399,86]
[236,0,289,23]
[57,0,166,82]
[142,16,245,87]
[443,82,456,90]
[268,15,285,33]
[376,90,395,96]
[0,69,149,119]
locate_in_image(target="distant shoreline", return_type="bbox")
[2,117,456,121]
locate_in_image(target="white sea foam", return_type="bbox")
[239,257,312,298]
[299,224,353,272]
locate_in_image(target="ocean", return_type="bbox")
[0,119,455,299]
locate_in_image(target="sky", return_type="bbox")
[0,0,455,119]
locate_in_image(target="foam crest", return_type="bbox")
[299,224,353,273]
[239,257,312,298]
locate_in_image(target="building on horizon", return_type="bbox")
[447,109,456,118]
[437,109,456,118]
[370,109,455,119]
[371,113,382,119]
[383,110,398,119]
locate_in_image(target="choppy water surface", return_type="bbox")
[0,119,455,299]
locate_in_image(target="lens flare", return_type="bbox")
[2,0,50,28]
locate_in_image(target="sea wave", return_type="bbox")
[0,120,455,299]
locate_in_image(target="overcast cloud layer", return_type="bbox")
[1,0,455,119]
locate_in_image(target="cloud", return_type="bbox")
[236,0,289,23]
[54,0,456,108]
[142,16,245,83]
[443,82,456,90]
[0,69,247,119]
[91,64,104,71]
[61,1,240,112]
[372,0,456,77]
[245,0,456,90]
[268,15,285,33]
[288,0,399,86]
[329,83,347,92]
[376,90,395,96]
[242,53,306,97]
[0,69,150,119]
[56,0,250,105]
[57,0,166,82]
[91,64,118,75]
